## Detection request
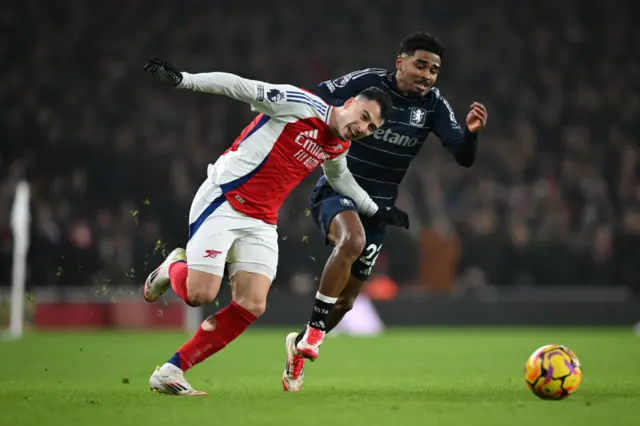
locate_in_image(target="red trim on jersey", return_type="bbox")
[224,117,349,224]
[225,113,268,154]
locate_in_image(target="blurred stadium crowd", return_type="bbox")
[1,0,639,293]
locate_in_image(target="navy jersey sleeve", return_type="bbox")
[313,68,387,106]
[431,88,478,168]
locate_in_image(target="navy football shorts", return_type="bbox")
[309,184,386,281]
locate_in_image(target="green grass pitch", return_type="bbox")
[0,328,638,426]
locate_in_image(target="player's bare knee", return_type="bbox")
[335,230,366,262]
[185,270,222,306]
[233,296,267,317]
[232,287,267,317]
[186,288,216,306]
[230,271,271,317]
[186,278,218,306]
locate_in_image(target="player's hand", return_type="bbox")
[372,206,410,229]
[466,102,488,133]
[143,57,183,86]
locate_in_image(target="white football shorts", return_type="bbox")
[186,178,278,282]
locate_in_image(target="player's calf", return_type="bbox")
[159,269,271,374]
[159,300,258,376]
[295,211,365,360]
[295,273,366,352]
[325,293,357,331]
[324,273,367,331]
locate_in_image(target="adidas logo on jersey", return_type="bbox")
[298,129,319,141]
[372,128,421,147]
[294,129,329,161]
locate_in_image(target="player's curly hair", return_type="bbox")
[357,87,393,121]
[398,32,444,59]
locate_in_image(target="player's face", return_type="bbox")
[339,98,385,140]
[395,50,441,96]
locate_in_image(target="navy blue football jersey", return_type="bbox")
[312,68,478,207]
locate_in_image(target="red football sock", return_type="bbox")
[169,261,193,306]
[175,302,257,371]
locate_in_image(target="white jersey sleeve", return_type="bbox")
[321,152,379,216]
[178,72,331,123]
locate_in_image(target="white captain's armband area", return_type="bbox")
[178,71,330,122]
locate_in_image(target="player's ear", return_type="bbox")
[395,55,404,71]
[344,97,356,108]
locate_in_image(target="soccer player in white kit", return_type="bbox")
[141,58,401,395]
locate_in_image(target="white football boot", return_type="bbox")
[282,332,306,392]
[143,248,186,302]
[149,363,207,396]
[295,325,325,361]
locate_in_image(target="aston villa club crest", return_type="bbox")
[409,107,426,127]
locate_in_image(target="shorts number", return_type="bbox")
[359,243,382,276]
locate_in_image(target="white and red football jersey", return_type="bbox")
[179,72,350,224]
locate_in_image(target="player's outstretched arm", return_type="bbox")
[143,58,328,120]
[322,154,409,228]
[322,153,378,215]
[178,71,261,104]
[144,57,264,104]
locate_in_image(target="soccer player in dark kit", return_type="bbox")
[283,32,489,391]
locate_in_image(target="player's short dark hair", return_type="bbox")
[356,87,392,121]
[398,32,444,59]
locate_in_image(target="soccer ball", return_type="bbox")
[524,344,582,400]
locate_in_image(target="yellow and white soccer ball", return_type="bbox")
[524,344,582,400]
